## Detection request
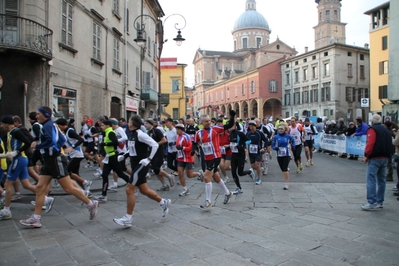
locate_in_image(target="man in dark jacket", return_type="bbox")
[361,114,392,210]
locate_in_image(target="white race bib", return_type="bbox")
[128,140,137,156]
[220,146,226,155]
[190,134,195,141]
[249,144,258,154]
[230,142,238,153]
[202,142,213,155]
[177,150,183,158]
[278,147,287,157]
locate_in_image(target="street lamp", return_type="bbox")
[133,14,186,119]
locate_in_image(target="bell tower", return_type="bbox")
[314,0,346,49]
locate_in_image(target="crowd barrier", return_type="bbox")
[313,133,367,156]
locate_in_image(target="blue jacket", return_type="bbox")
[272,132,294,158]
[354,122,369,136]
[36,119,66,157]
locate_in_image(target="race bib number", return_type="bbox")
[230,142,238,153]
[202,142,213,155]
[249,144,258,154]
[220,146,226,155]
[278,147,287,157]
[190,134,195,141]
[128,141,137,156]
[177,150,183,158]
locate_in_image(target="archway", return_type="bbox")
[242,101,248,118]
[262,98,282,119]
[250,99,258,118]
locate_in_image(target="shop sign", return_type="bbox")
[126,96,138,111]
[53,86,76,98]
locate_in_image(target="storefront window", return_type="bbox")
[53,86,76,120]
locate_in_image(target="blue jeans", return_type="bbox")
[366,158,387,205]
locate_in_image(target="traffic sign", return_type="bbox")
[361,98,369,107]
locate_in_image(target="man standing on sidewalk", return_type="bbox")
[361,114,391,211]
[20,106,98,228]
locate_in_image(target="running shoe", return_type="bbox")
[233,187,243,195]
[88,200,99,220]
[52,179,60,188]
[223,191,233,204]
[284,183,289,190]
[310,161,314,166]
[248,168,256,180]
[179,188,190,197]
[393,186,399,191]
[262,166,268,175]
[306,161,310,167]
[200,200,212,209]
[198,170,204,182]
[108,185,118,192]
[93,171,102,178]
[171,171,179,176]
[83,163,92,168]
[255,178,262,185]
[20,215,42,228]
[83,180,93,191]
[0,198,5,209]
[113,215,133,227]
[224,177,230,183]
[44,197,55,214]
[361,203,378,211]
[31,201,45,210]
[11,194,22,201]
[157,185,170,191]
[0,209,11,220]
[296,167,301,174]
[299,163,303,171]
[168,174,175,188]
[161,199,171,217]
[94,194,107,202]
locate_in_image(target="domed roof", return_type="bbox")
[233,0,269,32]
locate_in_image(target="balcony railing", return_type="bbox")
[141,86,158,103]
[0,14,53,59]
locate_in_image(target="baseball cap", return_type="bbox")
[248,120,256,126]
[175,124,185,131]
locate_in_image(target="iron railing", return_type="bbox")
[0,14,53,59]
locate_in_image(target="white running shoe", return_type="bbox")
[161,199,171,217]
[113,215,133,227]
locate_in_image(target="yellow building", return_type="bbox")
[365,2,390,113]
[160,58,187,119]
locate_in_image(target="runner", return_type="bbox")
[303,118,317,166]
[20,106,98,228]
[175,124,204,196]
[195,110,236,209]
[113,115,171,227]
[289,117,306,173]
[246,120,268,185]
[217,119,232,183]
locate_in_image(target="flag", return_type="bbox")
[160,58,177,69]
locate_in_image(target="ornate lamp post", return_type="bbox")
[133,14,186,119]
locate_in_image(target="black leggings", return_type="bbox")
[277,156,291,172]
[231,154,250,189]
[167,152,177,171]
[101,155,130,196]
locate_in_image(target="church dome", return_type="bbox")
[233,0,269,31]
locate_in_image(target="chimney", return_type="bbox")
[305,46,308,53]
[364,43,369,49]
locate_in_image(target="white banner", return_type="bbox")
[319,133,346,153]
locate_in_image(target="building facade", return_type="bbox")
[0,0,163,128]
[281,0,370,121]
[192,0,296,119]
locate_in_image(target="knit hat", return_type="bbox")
[248,120,256,127]
[1,116,14,125]
[175,124,185,131]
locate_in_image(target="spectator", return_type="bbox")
[384,121,396,181]
[336,118,348,158]
[354,116,369,137]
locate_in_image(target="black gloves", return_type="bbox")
[168,142,175,147]
[229,109,236,117]
[176,146,183,150]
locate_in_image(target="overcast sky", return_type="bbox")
[158,0,386,85]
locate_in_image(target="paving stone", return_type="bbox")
[310,244,360,261]
[32,245,75,266]
[137,240,193,265]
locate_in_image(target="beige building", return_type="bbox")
[0,0,163,127]
[281,0,370,121]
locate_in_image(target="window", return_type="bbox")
[147,37,151,56]
[269,80,278,92]
[324,63,329,76]
[295,71,299,83]
[303,68,308,81]
[172,79,180,94]
[113,0,119,14]
[93,21,101,60]
[357,88,362,102]
[330,110,334,116]
[312,110,317,116]
[221,90,224,100]
[227,87,230,99]
[242,38,248,49]
[322,83,330,101]
[295,61,298,66]
[242,84,245,95]
[256,37,261,48]
[251,81,256,93]
[347,64,353,77]
[294,92,300,105]
[324,109,329,117]
[324,52,328,56]
[379,61,389,74]
[360,65,365,79]
[303,91,309,103]
[303,58,307,63]
[144,71,151,87]
[173,108,178,120]
[286,64,289,68]
[347,52,352,56]
[312,66,317,79]
[61,0,73,46]
[136,67,139,87]
[313,89,318,102]
[360,54,364,60]
[326,10,330,20]
[126,8,129,33]
[379,85,388,99]
[319,12,322,22]
[382,36,388,50]
[113,38,119,70]
[216,92,218,102]
[123,59,128,84]
[285,93,290,105]
[334,10,338,20]
[312,55,316,60]
[364,88,369,98]
[286,73,290,85]
[345,87,352,102]
[235,86,238,97]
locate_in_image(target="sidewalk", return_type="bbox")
[2,153,399,265]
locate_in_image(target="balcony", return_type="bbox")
[0,14,52,59]
[140,86,158,103]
